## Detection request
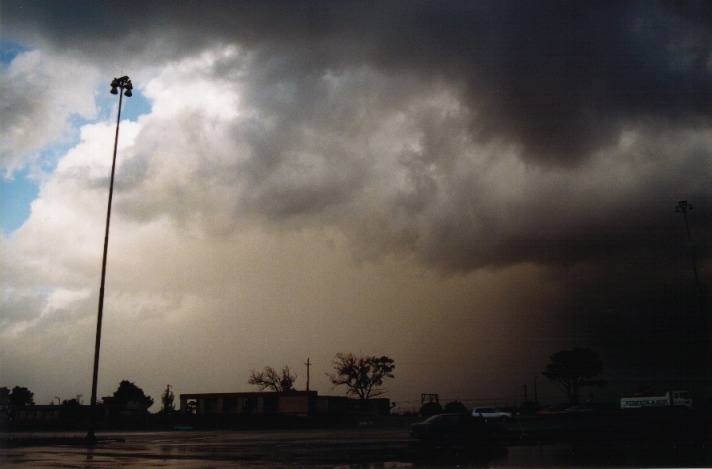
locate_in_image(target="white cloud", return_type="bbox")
[1,50,101,176]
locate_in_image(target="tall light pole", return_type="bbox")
[675,200,703,314]
[87,76,133,443]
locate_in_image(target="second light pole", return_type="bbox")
[87,76,133,443]
[675,200,703,314]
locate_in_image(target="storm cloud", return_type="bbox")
[1,1,710,407]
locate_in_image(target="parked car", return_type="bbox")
[410,413,500,442]
[410,413,510,459]
[472,407,512,420]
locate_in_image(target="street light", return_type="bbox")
[675,201,703,314]
[87,76,132,443]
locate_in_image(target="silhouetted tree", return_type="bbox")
[419,401,443,417]
[8,386,35,407]
[110,380,154,410]
[248,366,297,392]
[327,353,395,399]
[543,347,607,405]
[443,400,468,413]
[160,385,175,414]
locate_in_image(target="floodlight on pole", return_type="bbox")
[87,76,132,443]
[675,200,703,315]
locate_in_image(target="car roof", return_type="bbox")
[424,413,470,422]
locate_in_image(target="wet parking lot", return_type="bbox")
[2,412,711,467]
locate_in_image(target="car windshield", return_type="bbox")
[476,408,495,412]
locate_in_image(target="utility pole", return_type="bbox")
[305,358,311,392]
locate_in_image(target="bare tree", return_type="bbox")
[327,352,395,399]
[248,366,297,392]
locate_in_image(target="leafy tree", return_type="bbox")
[160,385,175,414]
[248,366,297,392]
[9,386,35,407]
[419,401,443,417]
[443,400,468,414]
[543,347,607,405]
[110,380,154,410]
[327,353,395,399]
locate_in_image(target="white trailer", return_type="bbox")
[620,391,692,410]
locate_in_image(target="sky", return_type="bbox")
[1,1,710,411]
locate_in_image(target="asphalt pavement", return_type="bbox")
[2,411,711,467]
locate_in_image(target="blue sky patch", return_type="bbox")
[1,72,153,235]
[120,88,152,121]
[1,168,40,234]
[0,39,28,65]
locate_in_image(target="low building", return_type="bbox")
[13,405,62,425]
[180,391,340,417]
[11,404,89,430]
[179,391,389,418]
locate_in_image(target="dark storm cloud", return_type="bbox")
[3,0,711,271]
[4,1,711,165]
[3,0,711,406]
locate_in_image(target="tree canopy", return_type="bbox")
[543,347,607,405]
[419,401,443,417]
[109,380,154,410]
[0,386,35,407]
[443,400,468,414]
[327,353,395,399]
[248,366,297,392]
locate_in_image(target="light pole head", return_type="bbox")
[123,78,133,97]
[676,200,693,214]
[110,76,133,97]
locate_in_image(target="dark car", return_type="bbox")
[410,413,501,442]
